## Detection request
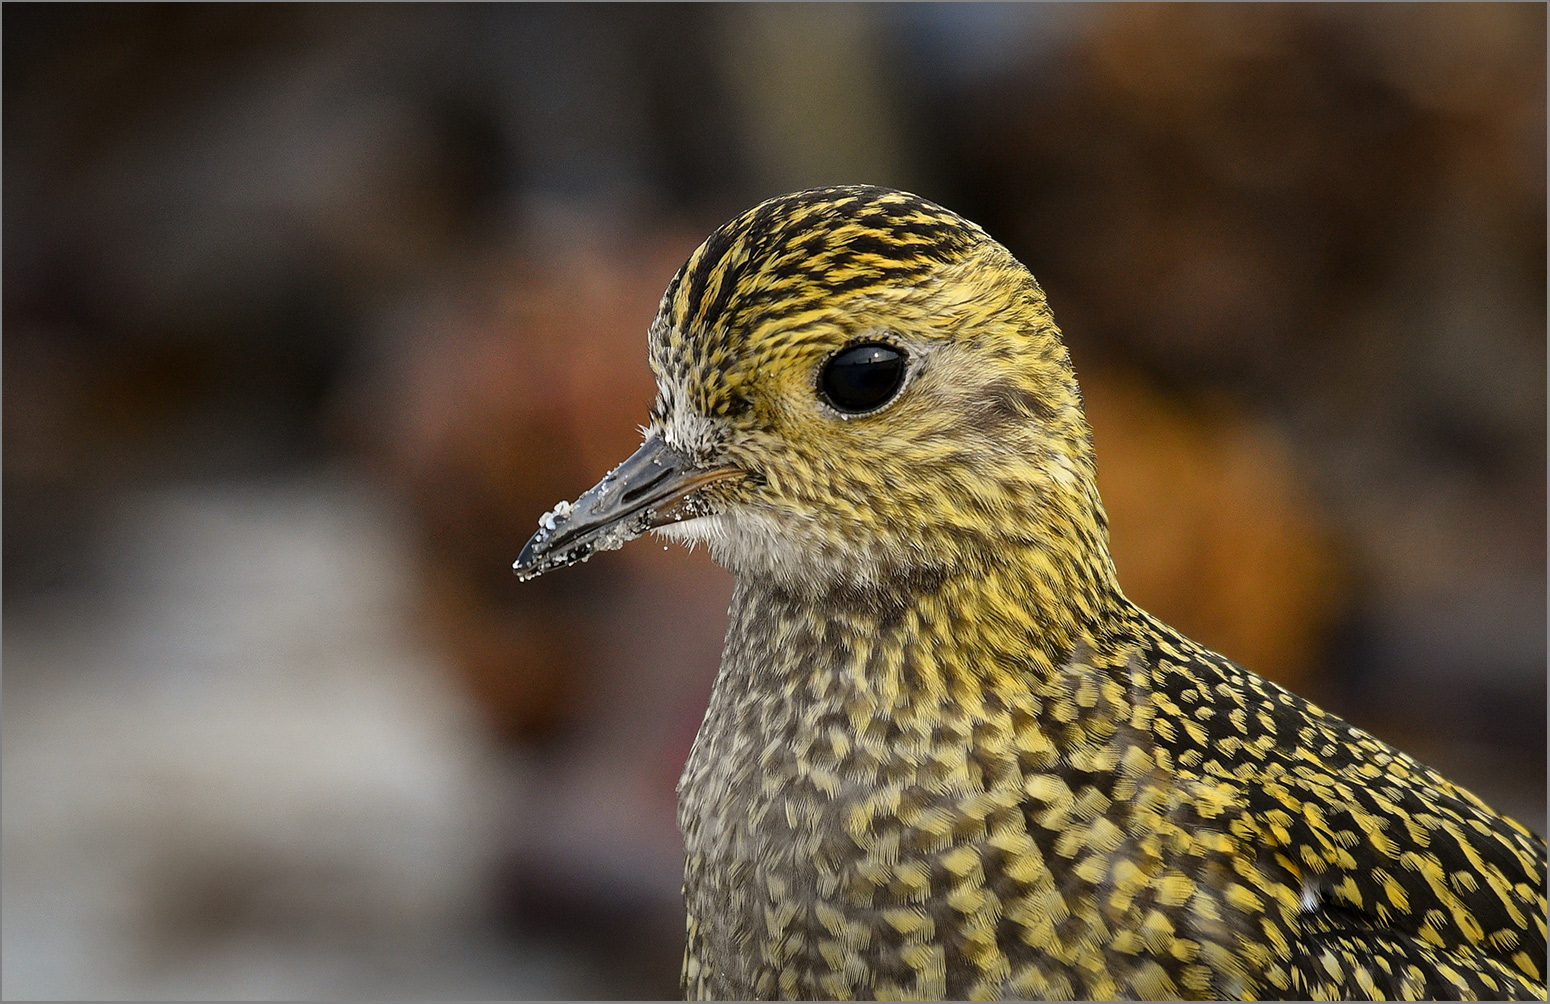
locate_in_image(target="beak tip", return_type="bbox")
[513,496,584,581]
[511,540,543,580]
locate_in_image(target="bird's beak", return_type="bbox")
[513,436,740,581]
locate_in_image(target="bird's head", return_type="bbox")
[516,187,1116,609]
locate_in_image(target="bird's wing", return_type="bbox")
[1242,709,1549,996]
[1136,621,1547,996]
[1290,903,1548,1000]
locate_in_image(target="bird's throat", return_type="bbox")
[713,539,1132,736]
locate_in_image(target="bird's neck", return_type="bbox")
[720,536,1139,731]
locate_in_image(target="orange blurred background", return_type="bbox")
[5,5,1543,998]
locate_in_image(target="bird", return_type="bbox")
[513,186,1548,1001]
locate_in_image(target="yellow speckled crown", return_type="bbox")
[652,187,988,417]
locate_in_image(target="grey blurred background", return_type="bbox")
[4,4,1544,999]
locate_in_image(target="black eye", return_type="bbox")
[819,343,907,413]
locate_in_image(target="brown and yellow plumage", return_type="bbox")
[515,186,1547,1000]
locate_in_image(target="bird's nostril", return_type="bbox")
[620,466,675,505]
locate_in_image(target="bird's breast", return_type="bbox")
[679,682,1038,1000]
[675,597,1086,1000]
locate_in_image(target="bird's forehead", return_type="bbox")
[648,186,986,424]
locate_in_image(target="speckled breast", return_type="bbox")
[675,592,1257,1000]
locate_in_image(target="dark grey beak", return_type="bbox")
[513,436,739,581]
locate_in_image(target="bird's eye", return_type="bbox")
[819,343,907,414]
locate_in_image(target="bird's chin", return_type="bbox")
[654,509,892,595]
[653,512,755,570]
[652,514,722,550]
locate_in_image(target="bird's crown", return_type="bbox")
[650,185,987,425]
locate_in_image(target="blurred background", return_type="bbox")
[4,4,1544,998]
